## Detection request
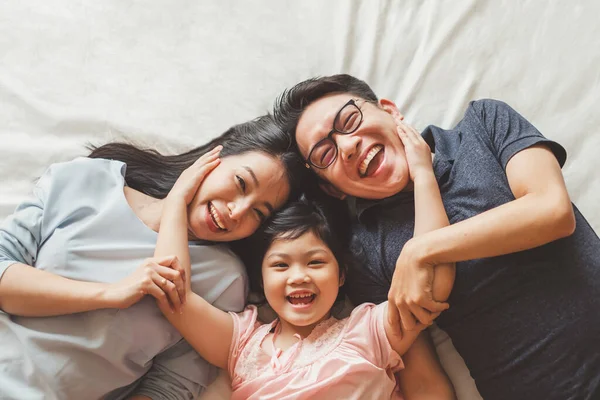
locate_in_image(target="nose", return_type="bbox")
[336,133,361,162]
[227,198,252,221]
[286,266,312,285]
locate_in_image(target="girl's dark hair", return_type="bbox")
[235,193,353,306]
[88,114,310,202]
[273,74,378,138]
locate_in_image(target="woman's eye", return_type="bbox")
[308,260,325,266]
[236,175,246,192]
[273,263,288,269]
[254,209,266,222]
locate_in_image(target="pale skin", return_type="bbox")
[148,128,455,399]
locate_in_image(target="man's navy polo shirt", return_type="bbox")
[347,99,600,399]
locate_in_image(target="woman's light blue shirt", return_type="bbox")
[0,158,248,400]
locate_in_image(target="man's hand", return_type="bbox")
[387,239,449,334]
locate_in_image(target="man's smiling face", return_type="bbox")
[295,93,411,199]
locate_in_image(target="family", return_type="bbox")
[1,74,598,400]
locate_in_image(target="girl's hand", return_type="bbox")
[103,255,187,314]
[396,120,433,182]
[167,146,222,205]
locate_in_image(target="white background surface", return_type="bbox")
[1,1,598,399]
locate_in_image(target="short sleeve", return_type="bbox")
[345,235,390,306]
[0,166,51,281]
[131,340,217,400]
[345,302,404,372]
[227,306,260,377]
[468,99,567,169]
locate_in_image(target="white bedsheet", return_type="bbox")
[1,1,598,399]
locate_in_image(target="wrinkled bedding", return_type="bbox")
[1,1,598,399]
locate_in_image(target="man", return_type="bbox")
[273,74,600,400]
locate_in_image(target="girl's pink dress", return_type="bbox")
[227,302,404,400]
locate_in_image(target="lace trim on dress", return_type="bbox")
[233,316,350,381]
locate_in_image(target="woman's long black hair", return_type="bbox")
[89,114,309,202]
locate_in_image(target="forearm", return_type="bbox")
[412,172,455,301]
[0,263,110,316]
[154,199,233,369]
[416,191,575,266]
[413,172,449,235]
[154,198,192,291]
[397,332,457,400]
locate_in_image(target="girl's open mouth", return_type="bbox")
[286,293,316,309]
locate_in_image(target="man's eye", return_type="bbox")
[320,148,334,165]
[344,111,359,130]
[236,175,246,192]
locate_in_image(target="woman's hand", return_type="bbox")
[103,255,187,314]
[167,145,222,205]
[396,120,434,182]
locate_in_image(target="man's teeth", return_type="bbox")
[209,203,225,230]
[359,145,383,176]
[288,293,314,298]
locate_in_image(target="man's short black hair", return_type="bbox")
[273,74,378,139]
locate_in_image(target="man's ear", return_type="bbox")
[379,98,404,122]
[319,182,347,200]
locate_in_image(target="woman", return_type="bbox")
[0,115,308,399]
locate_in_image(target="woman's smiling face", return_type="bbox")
[187,151,290,241]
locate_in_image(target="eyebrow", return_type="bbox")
[243,165,274,214]
[265,248,328,260]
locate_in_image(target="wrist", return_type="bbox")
[407,235,434,266]
[412,169,436,184]
[96,282,120,309]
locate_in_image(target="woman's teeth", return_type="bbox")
[359,145,383,177]
[209,203,226,230]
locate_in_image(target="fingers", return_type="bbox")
[154,265,186,306]
[193,145,222,166]
[408,302,435,326]
[386,302,403,339]
[397,300,417,331]
[152,270,183,314]
[156,255,186,304]
[144,278,175,314]
[421,298,450,313]
[156,255,186,285]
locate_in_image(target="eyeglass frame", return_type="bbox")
[305,98,367,170]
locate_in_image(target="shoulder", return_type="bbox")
[463,98,520,126]
[188,244,248,307]
[40,157,125,193]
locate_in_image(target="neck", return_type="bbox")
[277,311,332,339]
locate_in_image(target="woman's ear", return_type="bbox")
[319,182,347,200]
[379,98,404,122]
[338,269,346,287]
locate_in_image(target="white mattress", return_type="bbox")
[1,1,598,399]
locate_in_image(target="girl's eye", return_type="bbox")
[273,263,288,269]
[236,175,246,193]
[254,209,266,222]
[308,260,325,266]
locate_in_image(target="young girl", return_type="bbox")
[0,115,308,399]
[154,125,456,399]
